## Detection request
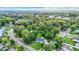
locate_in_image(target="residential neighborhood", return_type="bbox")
[0,7,79,51]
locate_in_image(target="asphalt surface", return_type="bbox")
[9,29,36,51]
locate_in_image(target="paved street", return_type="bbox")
[9,29,36,51]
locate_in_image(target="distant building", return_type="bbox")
[47,15,55,19]
[9,48,16,51]
[35,15,39,18]
[62,17,71,20]
[56,16,62,19]
[14,17,18,21]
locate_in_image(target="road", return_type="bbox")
[9,29,36,51]
[61,43,79,51]
[59,28,79,51]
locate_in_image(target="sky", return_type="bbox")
[0,0,79,7]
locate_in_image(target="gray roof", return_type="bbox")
[73,38,79,42]
[0,27,6,36]
[36,37,45,42]
[74,30,79,33]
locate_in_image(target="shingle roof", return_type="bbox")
[73,38,79,42]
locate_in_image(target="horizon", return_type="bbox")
[0,7,79,11]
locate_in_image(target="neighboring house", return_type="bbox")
[9,48,16,51]
[66,34,74,38]
[14,17,18,21]
[56,16,62,19]
[36,37,48,44]
[76,43,79,48]
[35,15,40,19]
[74,30,79,33]
[74,30,79,36]
[0,44,6,49]
[73,38,79,48]
[62,17,71,21]
[47,15,55,19]
[9,22,13,27]
[0,27,6,37]
[0,30,3,37]
[59,31,68,38]
[73,38,79,43]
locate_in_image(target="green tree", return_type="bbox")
[36,33,42,38]
[43,41,56,51]
[71,24,77,31]
[64,36,76,46]
[21,29,32,44]
[31,42,43,50]
[2,37,9,43]
[54,34,63,47]
[14,25,25,37]
[15,44,25,51]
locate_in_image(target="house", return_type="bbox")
[35,15,39,19]
[62,17,71,21]
[0,44,5,49]
[74,30,79,36]
[74,30,79,34]
[59,31,68,38]
[0,30,3,37]
[9,22,13,27]
[14,17,18,21]
[56,16,62,19]
[47,15,55,19]
[36,37,48,44]
[76,43,79,48]
[9,48,16,51]
[73,38,79,48]
[0,27,6,37]
[73,38,79,43]
[66,34,74,38]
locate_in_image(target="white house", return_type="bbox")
[47,15,55,19]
